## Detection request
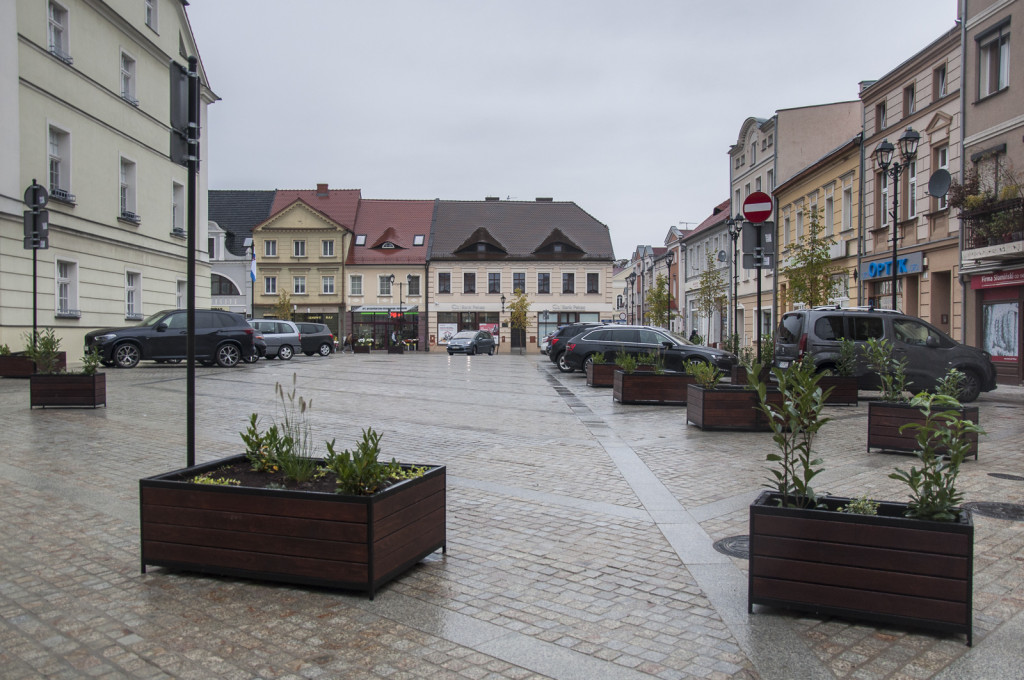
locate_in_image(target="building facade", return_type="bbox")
[1,0,216,352]
[681,202,730,346]
[208,190,276,318]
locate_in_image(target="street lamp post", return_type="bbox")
[640,257,647,325]
[874,126,920,311]
[727,215,742,346]
[626,273,637,324]
[665,250,674,331]
[389,274,404,348]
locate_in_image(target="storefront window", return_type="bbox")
[983,301,1019,361]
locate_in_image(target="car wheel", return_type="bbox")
[958,368,981,403]
[278,345,293,360]
[488,346,494,355]
[583,355,595,372]
[114,343,141,368]
[304,352,314,356]
[243,353,259,364]
[318,343,332,356]
[469,346,476,355]
[557,352,575,373]
[216,343,241,368]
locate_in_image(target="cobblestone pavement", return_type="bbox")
[1,352,1022,679]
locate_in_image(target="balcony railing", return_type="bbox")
[962,197,1024,250]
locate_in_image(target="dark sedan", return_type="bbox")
[561,325,737,373]
[447,330,496,356]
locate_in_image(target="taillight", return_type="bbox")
[567,342,576,352]
[797,333,807,359]
[551,338,560,346]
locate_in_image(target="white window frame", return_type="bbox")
[935,64,947,98]
[379,275,393,296]
[55,259,79,317]
[322,275,335,295]
[171,182,184,233]
[936,146,949,210]
[413,234,425,246]
[176,279,187,309]
[907,161,917,220]
[437,271,451,294]
[120,51,137,105]
[825,195,834,236]
[264,276,277,295]
[144,0,158,31]
[264,239,277,257]
[979,26,1010,98]
[842,184,853,231]
[293,276,306,295]
[119,156,138,221]
[879,171,889,226]
[47,2,71,62]
[125,271,142,319]
[350,274,363,296]
[293,239,306,258]
[408,275,420,296]
[48,124,72,199]
[322,239,334,257]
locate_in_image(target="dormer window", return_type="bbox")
[381,242,395,249]
[413,234,425,246]
[355,235,366,246]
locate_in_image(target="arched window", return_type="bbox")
[211,273,240,296]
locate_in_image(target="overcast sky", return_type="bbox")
[187,1,958,260]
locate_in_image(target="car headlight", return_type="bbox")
[92,333,117,344]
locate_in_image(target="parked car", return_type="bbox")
[540,331,555,355]
[548,322,606,372]
[447,330,496,355]
[248,319,302,360]
[84,309,256,368]
[560,325,738,373]
[774,305,997,402]
[245,332,267,363]
[296,322,335,356]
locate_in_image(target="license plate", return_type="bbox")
[777,361,790,369]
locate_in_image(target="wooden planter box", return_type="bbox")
[0,351,67,378]
[586,362,617,387]
[730,365,770,386]
[749,490,973,644]
[819,375,859,406]
[140,455,446,598]
[30,373,106,408]
[353,345,371,354]
[867,401,979,460]
[613,370,694,405]
[686,384,782,431]
[387,345,405,354]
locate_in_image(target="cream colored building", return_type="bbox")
[0,0,216,354]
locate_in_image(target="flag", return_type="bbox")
[250,250,257,283]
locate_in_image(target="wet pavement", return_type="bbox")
[1,352,1023,679]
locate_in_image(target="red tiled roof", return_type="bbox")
[690,199,731,234]
[270,186,362,229]
[347,199,436,265]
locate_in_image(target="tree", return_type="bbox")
[646,274,674,330]
[695,251,727,342]
[272,291,293,320]
[780,207,844,310]
[508,288,531,355]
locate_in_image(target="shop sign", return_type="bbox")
[970,268,1024,290]
[860,252,923,281]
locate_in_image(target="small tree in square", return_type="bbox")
[508,288,531,355]
[780,207,844,310]
[695,251,727,342]
[646,274,675,330]
[272,291,293,320]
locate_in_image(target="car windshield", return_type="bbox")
[452,331,477,339]
[139,311,173,327]
[662,330,693,346]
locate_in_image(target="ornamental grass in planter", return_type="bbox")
[748,357,980,644]
[26,330,106,408]
[140,375,445,598]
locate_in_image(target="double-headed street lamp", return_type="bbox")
[726,214,742,344]
[626,272,637,324]
[665,250,674,331]
[874,126,920,311]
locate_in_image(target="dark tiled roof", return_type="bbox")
[208,190,277,256]
[430,200,614,261]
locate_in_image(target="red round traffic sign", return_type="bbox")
[742,191,773,223]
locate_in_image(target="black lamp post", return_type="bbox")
[665,250,674,330]
[389,274,404,346]
[727,214,742,344]
[640,257,647,325]
[874,126,920,311]
[626,272,637,324]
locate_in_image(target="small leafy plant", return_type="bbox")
[190,472,241,486]
[614,353,638,374]
[590,352,606,365]
[23,328,63,374]
[81,347,102,376]
[835,337,857,377]
[838,496,880,515]
[862,337,910,402]
[685,360,723,390]
[935,368,965,399]
[636,351,658,368]
[324,428,411,495]
[0,344,11,356]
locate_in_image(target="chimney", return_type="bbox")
[484,196,500,201]
[535,197,553,202]
[316,183,329,197]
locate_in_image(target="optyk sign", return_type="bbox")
[860,252,923,281]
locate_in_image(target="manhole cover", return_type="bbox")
[713,535,749,559]
[989,473,1024,482]
[962,502,1024,521]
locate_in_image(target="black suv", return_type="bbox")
[85,309,256,368]
[297,323,336,356]
[774,306,997,402]
[561,325,738,373]
[548,323,606,372]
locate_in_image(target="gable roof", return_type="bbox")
[208,190,277,256]
[270,185,361,229]
[348,199,436,265]
[430,200,614,261]
[688,199,732,237]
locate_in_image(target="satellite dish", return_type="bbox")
[928,169,951,198]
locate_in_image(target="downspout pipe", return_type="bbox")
[958,0,968,343]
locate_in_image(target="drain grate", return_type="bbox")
[962,502,1024,521]
[989,473,1024,482]
[713,535,749,559]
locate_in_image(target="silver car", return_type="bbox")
[248,319,301,360]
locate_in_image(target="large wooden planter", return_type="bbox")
[30,373,106,408]
[586,362,617,387]
[140,455,446,598]
[749,490,973,644]
[353,345,371,354]
[613,370,695,405]
[818,375,858,406]
[387,345,405,354]
[685,384,782,431]
[0,351,67,378]
[867,401,979,460]
[730,365,770,386]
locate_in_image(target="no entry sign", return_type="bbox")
[742,191,773,223]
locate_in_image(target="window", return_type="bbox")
[293,240,306,257]
[380,275,393,296]
[842,186,853,230]
[488,272,501,294]
[322,276,335,295]
[207,236,215,259]
[48,126,72,201]
[48,2,71,63]
[264,276,277,295]
[407,275,420,296]
[751,143,756,165]
[350,274,363,295]
[322,239,334,257]
[755,177,762,192]
[768,134,774,147]
[767,170,774,191]
[878,171,889,226]
[783,216,791,245]
[293,276,306,295]
[463,272,476,294]
[513,272,525,294]
[903,83,916,116]
[55,260,78,317]
[934,146,949,210]
[176,280,187,309]
[438,272,451,294]
[413,234,425,246]
[875,101,886,131]
[125,271,141,319]
[144,0,157,30]
[538,272,551,294]
[587,272,599,294]
[906,161,917,219]
[825,196,834,236]
[171,182,184,232]
[354,234,366,246]
[119,157,138,221]
[264,240,277,257]
[562,272,575,294]
[934,64,947,99]
[795,210,804,241]
[744,183,751,198]
[120,52,137,105]
[735,189,741,210]
[211,273,239,296]
[979,24,1010,98]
